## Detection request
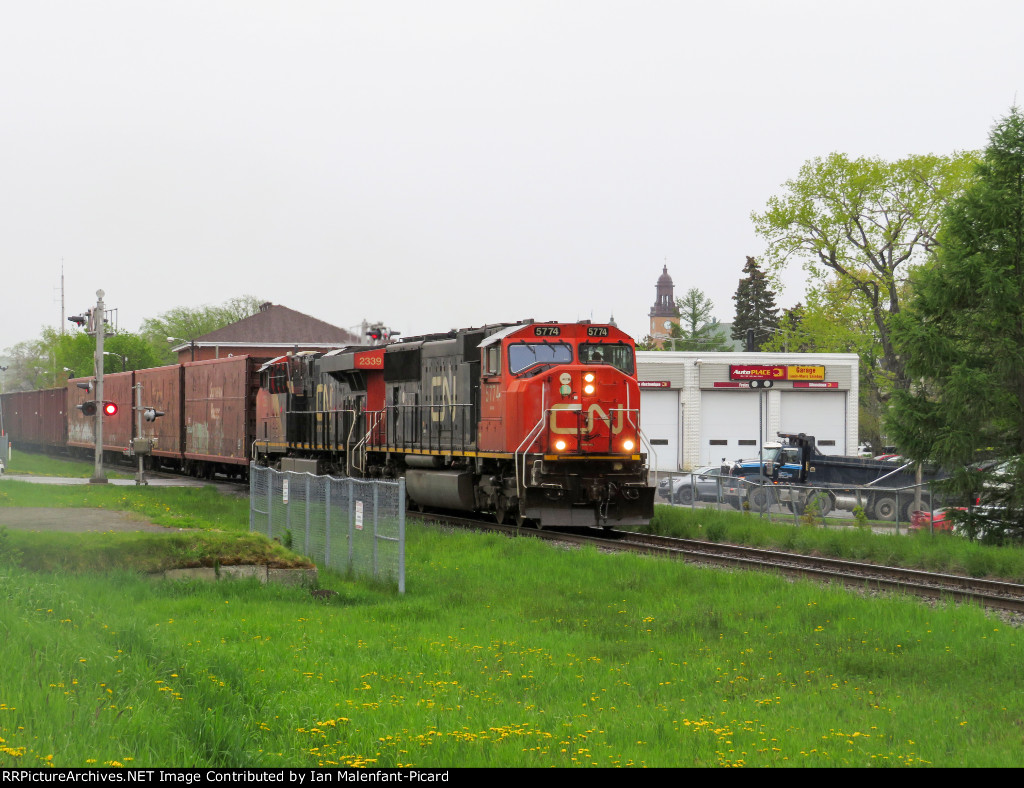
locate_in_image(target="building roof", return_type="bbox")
[193,303,359,346]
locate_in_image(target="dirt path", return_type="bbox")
[0,508,189,533]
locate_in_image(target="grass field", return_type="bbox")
[1,516,1021,766]
[2,448,133,479]
[1,451,1022,767]
[649,503,1024,583]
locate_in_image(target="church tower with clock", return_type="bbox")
[648,265,679,348]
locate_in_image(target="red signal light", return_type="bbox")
[102,401,118,417]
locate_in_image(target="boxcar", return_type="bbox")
[67,372,134,455]
[0,388,67,451]
[183,357,259,478]
[135,364,185,468]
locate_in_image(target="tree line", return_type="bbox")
[1,296,264,393]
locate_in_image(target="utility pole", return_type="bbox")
[91,290,108,484]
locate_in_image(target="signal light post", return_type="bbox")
[91,291,108,483]
[70,291,117,483]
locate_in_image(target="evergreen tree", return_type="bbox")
[731,256,779,350]
[665,288,732,351]
[888,108,1024,541]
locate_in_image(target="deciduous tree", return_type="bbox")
[139,295,264,363]
[753,150,977,396]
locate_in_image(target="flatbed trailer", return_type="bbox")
[724,432,944,521]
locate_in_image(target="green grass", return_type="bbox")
[647,503,1024,583]
[0,479,250,532]
[0,529,310,573]
[0,524,1020,768]
[1,476,1023,767]
[0,476,308,571]
[3,448,133,479]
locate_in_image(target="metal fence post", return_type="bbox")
[325,477,332,569]
[305,474,311,556]
[249,463,255,533]
[285,471,292,543]
[373,482,380,580]
[266,467,273,538]
[348,477,355,572]
[398,477,406,594]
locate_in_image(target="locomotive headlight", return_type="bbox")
[583,372,596,383]
[583,383,596,395]
[622,439,635,452]
[554,439,567,451]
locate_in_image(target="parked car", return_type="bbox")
[658,466,729,504]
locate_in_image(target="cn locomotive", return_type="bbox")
[0,319,655,529]
[253,320,655,528]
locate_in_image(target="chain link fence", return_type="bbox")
[250,463,406,592]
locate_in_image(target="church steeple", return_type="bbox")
[648,265,679,346]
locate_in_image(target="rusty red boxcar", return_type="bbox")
[0,388,67,451]
[135,364,185,468]
[67,372,133,455]
[183,357,258,478]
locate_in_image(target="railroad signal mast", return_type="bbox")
[68,290,115,484]
[129,381,165,486]
[365,321,399,346]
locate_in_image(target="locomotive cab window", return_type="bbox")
[580,343,635,375]
[265,363,289,395]
[508,342,573,375]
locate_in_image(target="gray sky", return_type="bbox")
[2,1,1020,349]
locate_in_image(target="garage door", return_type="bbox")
[779,392,847,455]
[700,391,763,466]
[640,389,681,471]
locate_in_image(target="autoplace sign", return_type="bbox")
[729,365,825,381]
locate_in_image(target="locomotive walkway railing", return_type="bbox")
[249,463,406,593]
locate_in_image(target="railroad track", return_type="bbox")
[415,512,1024,615]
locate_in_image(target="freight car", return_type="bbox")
[252,320,655,528]
[1,356,262,480]
[0,387,67,452]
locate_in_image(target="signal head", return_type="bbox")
[102,401,118,417]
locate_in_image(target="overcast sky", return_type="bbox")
[2,1,1021,350]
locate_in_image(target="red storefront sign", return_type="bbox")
[730,365,826,382]
[730,365,786,380]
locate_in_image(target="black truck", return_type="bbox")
[723,432,944,521]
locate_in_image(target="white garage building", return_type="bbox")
[637,351,860,472]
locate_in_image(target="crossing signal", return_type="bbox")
[78,401,97,417]
[102,402,118,417]
[143,408,165,422]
